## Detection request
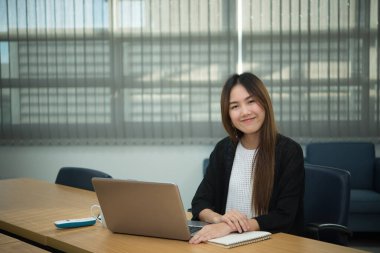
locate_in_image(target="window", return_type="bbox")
[242,0,379,141]
[0,0,379,145]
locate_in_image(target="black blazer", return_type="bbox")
[191,134,305,235]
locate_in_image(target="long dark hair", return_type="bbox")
[220,72,277,216]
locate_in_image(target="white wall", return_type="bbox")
[0,145,213,209]
[1,144,379,209]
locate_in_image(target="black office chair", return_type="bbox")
[304,163,352,245]
[203,158,209,176]
[55,167,112,191]
[187,159,210,212]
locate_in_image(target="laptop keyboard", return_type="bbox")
[189,226,202,234]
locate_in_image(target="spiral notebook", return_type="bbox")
[207,231,271,248]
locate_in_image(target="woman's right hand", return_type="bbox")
[189,222,234,244]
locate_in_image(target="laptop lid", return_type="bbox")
[92,178,202,241]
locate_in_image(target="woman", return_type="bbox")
[189,72,304,244]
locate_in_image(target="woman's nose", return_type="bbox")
[241,105,251,115]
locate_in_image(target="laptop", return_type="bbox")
[92,178,207,240]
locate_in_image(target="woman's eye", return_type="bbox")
[248,99,255,104]
[230,105,238,110]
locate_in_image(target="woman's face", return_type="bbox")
[228,84,265,138]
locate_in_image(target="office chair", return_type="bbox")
[203,158,209,176]
[187,159,209,212]
[55,167,112,191]
[304,164,352,246]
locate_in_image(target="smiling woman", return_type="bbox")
[190,72,305,244]
[228,84,265,149]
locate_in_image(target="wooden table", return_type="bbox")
[0,178,368,253]
[0,178,98,246]
[0,233,49,252]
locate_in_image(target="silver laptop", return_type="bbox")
[92,178,206,240]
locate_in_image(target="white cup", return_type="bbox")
[91,204,107,228]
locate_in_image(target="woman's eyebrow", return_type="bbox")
[244,95,254,101]
[229,95,254,104]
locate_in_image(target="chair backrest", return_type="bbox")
[55,167,112,191]
[304,164,351,226]
[203,159,209,176]
[305,142,375,189]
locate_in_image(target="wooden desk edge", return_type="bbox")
[0,221,47,246]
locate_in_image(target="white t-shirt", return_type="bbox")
[225,142,257,218]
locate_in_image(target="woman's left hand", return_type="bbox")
[220,209,250,233]
[189,222,233,244]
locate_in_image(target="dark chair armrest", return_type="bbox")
[375,158,380,192]
[305,223,352,246]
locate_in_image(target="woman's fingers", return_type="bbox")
[189,223,234,244]
[221,210,250,233]
[220,215,238,231]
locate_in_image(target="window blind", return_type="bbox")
[0,0,379,145]
[242,0,379,142]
